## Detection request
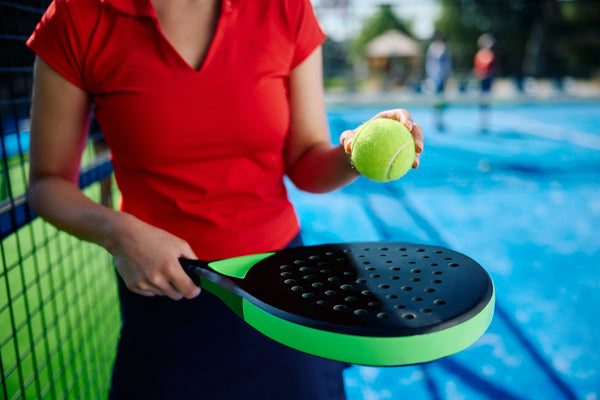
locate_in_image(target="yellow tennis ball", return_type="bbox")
[351,118,415,182]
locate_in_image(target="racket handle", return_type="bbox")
[179,258,210,286]
[179,258,243,296]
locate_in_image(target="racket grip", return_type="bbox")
[179,258,208,286]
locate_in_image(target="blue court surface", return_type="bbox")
[286,100,600,400]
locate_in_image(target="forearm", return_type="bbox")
[28,175,123,254]
[286,142,359,193]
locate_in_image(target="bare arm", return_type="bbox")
[28,57,199,300]
[284,47,424,193]
[284,47,359,193]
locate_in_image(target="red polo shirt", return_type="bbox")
[27,0,326,260]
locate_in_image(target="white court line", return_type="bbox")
[491,112,600,151]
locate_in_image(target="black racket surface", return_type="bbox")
[198,242,494,338]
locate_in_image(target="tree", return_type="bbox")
[434,0,600,79]
[351,4,415,61]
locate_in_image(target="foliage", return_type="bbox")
[434,0,600,78]
[350,5,415,61]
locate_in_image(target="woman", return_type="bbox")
[27,0,424,398]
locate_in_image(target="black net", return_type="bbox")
[1,2,121,399]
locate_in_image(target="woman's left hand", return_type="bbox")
[340,109,424,169]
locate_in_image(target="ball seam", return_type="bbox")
[386,141,411,180]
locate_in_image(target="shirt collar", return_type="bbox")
[102,0,154,18]
[102,0,246,18]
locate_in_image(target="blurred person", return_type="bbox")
[26,0,424,399]
[426,32,453,131]
[473,33,498,133]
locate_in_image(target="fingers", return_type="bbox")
[340,129,354,154]
[116,244,201,301]
[123,264,201,300]
[411,123,424,169]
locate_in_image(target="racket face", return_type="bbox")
[236,242,494,337]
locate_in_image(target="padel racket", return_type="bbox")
[179,242,494,366]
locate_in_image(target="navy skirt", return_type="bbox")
[109,234,347,400]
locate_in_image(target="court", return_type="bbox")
[287,99,600,400]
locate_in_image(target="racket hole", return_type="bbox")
[421,308,433,313]
[368,301,380,308]
[444,257,452,260]
[401,286,413,291]
[318,262,327,266]
[412,297,423,302]
[312,282,324,288]
[309,255,320,261]
[390,276,400,280]
[409,261,416,265]
[432,280,442,284]
[333,304,348,312]
[356,279,367,284]
[317,300,328,306]
[294,260,305,265]
[363,262,372,266]
[337,258,345,262]
[394,305,406,310]
[280,272,293,277]
[434,300,447,305]
[302,293,314,299]
[370,274,381,278]
[354,309,368,316]
[401,254,408,257]
[291,286,303,292]
[379,247,389,251]
[325,290,337,296]
[328,277,340,283]
[387,294,398,299]
[299,267,311,272]
[385,260,392,264]
[280,265,292,270]
[415,248,425,252]
[390,267,401,271]
[361,290,373,296]
[433,271,443,275]
[422,255,430,259]
[378,284,390,289]
[410,278,421,282]
[320,269,331,274]
[425,288,436,293]
[402,313,417,320]
[303,275,315,280]
[284,279,296,285]
[343,271,354,276]
[397,247,407,251]
[340,284,353,290]
[410,269,421,273]
[435,250,443,254]
[377,312,390,320]
[365,266,376,271]
[449,263,459,268]
[345,296,357,302]
[430,263,439,267]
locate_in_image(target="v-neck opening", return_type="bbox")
[148,0,229,73]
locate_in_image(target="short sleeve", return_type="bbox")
[26,0,98,91]
[287,0,327,68]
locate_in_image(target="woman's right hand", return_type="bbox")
[106,212,202,300]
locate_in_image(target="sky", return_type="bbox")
[311,0,441,41]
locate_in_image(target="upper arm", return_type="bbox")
[283,46,330,173]
[29,56,92,185]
